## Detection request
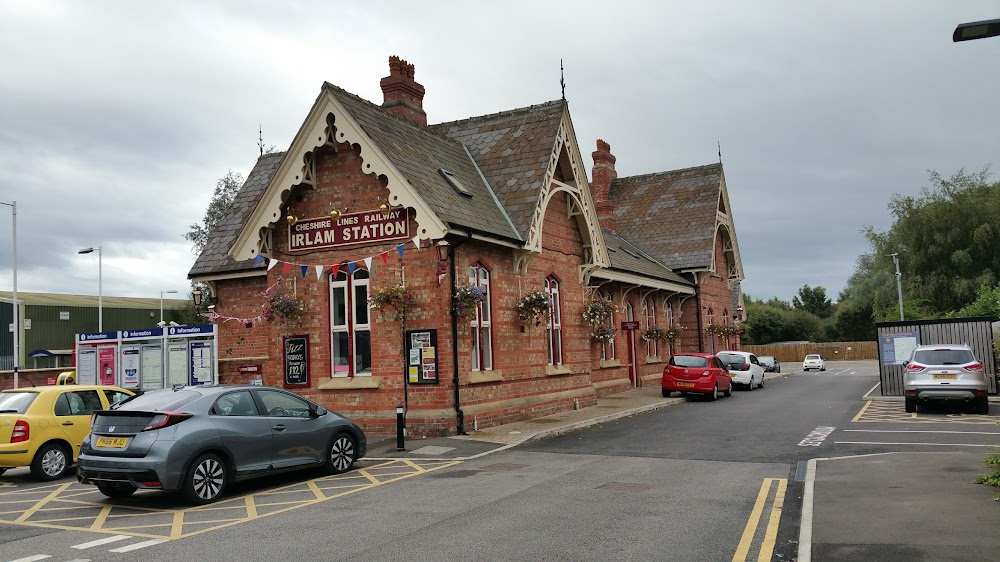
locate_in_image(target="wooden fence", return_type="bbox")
[742,341,877,363]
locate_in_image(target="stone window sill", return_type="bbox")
[546,364,573,376]
[469,370,503,384]
[318,376,381,390]
[599,359,622,369]
[645,356,663,364]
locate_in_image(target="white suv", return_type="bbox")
[904,344,989,414]
[802,354,825,371]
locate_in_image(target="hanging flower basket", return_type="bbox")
[261,277,303,326]
[705,324,727,337]
[583,297,618,328]
[641,325,669,342]
[517,290,551,327]
[592,325,616,343]
[453,284,487,321]
[368,284,414,320]
[664,326,686,341]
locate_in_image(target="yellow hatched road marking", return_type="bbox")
[90,505,112,530]
[853,400,1000,425]
[851,401,873,423]
[732,478,787,562]
[15,482,72,523]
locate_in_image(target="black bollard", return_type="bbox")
[395,405,405,451]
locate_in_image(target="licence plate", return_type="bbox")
[932,374,958,380]
[95,436,128,448]
[676,382,695,387]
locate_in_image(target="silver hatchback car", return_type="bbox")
[904,344,989,414]
[77,385,367,504]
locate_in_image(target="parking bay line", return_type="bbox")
[844,429,1000,435]
[8,556,52,562]
[108,539,168,553]
[72,534,132,549]
[835,441,998,447]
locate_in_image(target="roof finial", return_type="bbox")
[258,124,264,157]
[717,140,722,164]
[560,59,566,101]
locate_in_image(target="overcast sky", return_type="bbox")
[0,1,997,306]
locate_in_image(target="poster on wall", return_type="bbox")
[120,345,141,389]
[98,345,116,386]
[77,348,97,385]
[190,341,214,385]
[284,335,309,387]
[404,329,438,384]
[141,344,163,390]
[881,330,920,365]
[167,341,189,387]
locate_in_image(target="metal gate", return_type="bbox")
[875,316,996,395]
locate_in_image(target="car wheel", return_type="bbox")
[708,384,718,402]
[182,453,227,505]
[974,396,989,415]
[723,383,732,397]
[97,482,137,499]
[747,379,754,391]
[30,442,71,481]
[662,389,671,398]
[776,367,780,373]
[326,432,357,474]
[679,392,687,397]
[758,376,765,389]
[905,397,916,413]
[821,367,826,371]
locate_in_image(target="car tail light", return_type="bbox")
[142,412,192,431]
[11,420,29,443]
[964,362,984,372]
[140,480,162,488]
[741,363,750,371]
[906,363,926,373]
[701,370,711,378]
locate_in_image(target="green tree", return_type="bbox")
[185,170,245,254]
[792,285,833,318]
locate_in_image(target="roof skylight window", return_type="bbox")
[439,168,472,198]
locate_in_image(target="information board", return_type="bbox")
[98,345,116,386]
[880,330,919,365]
[77,348,97,385]
[190,341,214,385]
[141,344,163,390]
[283,335,309,386]
[121,345,141,389]
[167,341,189,387]
[405,329,438,384]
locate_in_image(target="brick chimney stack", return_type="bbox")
[591,139,617,232]
[380,56,427,126]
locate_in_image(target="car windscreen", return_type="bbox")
[0,392,38,414]
[912,349,976,366]
[805,355,820,360]
[111,389,201,412]
[670,356,709,368]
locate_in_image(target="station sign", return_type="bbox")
[167,325,214,336]
[78,331,119,343]
[287,209,409,252]
[621,321,640,331]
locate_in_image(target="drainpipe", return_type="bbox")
[695,276,704,353]
[449,234,471,435]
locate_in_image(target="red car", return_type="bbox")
[662,353,733,401]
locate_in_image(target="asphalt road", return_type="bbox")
[1,361,998,561]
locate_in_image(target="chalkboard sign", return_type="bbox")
[283,335,309,387]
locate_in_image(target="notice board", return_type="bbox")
[284,335,309,387]
[405,329,438,384]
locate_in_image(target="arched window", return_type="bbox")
[545,276,562,365]
[642,297,657,358]
[601,291,615,361]
[330,268,371,377]
[469,264,493,371]
[667,301,674,328]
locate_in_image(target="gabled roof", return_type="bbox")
[609,163,723,272]
[188,152,282,277]
[435,101,567,239]
[602,231,692,287]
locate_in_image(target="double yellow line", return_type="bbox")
[732,478,787,562]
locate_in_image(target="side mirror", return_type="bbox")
[310,405,327,417]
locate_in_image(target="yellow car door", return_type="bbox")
[53,389,104,459]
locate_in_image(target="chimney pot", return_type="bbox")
[591,139,618,232]
[381,55,427,126]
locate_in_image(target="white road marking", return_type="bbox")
[799,426,836,447]
[844,429,1000,435]
[797,458,819,562]
[65,559,92,562]
[8,556,51,562]
[108,539,168,553]
[835,441,998,447]
[72,535,132,549]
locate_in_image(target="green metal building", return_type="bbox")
[1,292,192,370]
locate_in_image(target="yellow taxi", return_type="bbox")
[0,385,134,481]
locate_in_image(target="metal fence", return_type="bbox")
[875,316,996,396]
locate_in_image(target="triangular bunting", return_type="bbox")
[412,236,420,249]
[364,257,373,270]
[282,262,292,275]
[315,265,325,279]
[300,265,308,278]
[348,262,357,274]
[268,259,279,271]
[397,244,405,258]
[253,255,265,267]
[380,251,389,265]
[331,264,340,278]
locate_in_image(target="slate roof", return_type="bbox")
[602,231,692,287]
[326,84,520,243]
[609,163,723,272]
[434,100,566,239]
[0,291,190,309]
[188,152,283,277]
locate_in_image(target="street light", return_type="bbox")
[160,290,178,324]
[890,253,904,321]
[953,18,1000,42]
[78,246,103,331]
[1,200,17,388]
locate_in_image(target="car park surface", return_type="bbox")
[77,384,367,504]
[0,385,134,481]
[662,353,733,401]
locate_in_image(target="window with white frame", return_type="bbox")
[469,263,493,371]
[667,301,674,328]
[643,297,657,357]
[601,291,615,361]
[545,276,562,365]
[330,269,371,377]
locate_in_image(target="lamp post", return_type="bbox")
[890,253,904,321]
[953,18,1000,42]
[78,246,103,331]
[160,290,178,324]
[192,286,203,312]
[1,201,17,388]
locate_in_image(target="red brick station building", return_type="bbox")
[189,57,746,437]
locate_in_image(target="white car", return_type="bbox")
[803,354,825,371]
[717,351,765,390]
